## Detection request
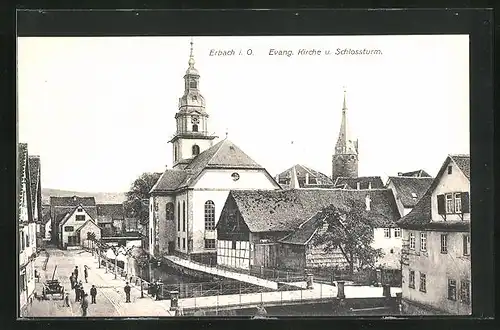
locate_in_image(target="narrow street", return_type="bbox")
[24,248,173,318]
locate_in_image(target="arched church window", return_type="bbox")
[192,124,198,132]
[166,203,174,221]
[177,202,180,231]
[182,201,186,232]
[189,80,197,89]
[204,201,215,230]
[192,144,200,156]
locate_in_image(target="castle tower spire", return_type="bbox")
[332,87,359,181]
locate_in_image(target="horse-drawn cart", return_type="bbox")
[40,265,65,300]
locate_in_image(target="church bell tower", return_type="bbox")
[332,88,359,182]
[169,39,217,169]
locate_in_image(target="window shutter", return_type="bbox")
[437,194,445,214]
[462,235,467,255]
[461,192,470,213]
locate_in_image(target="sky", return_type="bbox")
[18,35,470,193]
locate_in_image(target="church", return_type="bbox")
[148,41,281,264]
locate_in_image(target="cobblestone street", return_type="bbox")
[24,248,173,318]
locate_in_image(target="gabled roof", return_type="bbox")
[50,196,96,207]
[276,164,335,188]
[398,170,431,178]
[450,154,470,180]
[18,143,33,223]
[59,204,96,228]
[386,176,434,208]
[151,138,273,193]
[397,154,470,230]
[334,176,384,190]
[28,156,41,208]
[96,204,124,220]
[75,218,101,233]
[225,188,400,233]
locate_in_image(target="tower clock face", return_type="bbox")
[191,116,199,124]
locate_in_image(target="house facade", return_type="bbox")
[50,196,96,243]
[216,188,401,271]
[148,41,280,265]
[398,155,471,315]
[96,204,125,236]
[18,143,37,315]
[58,205,100,249]
[76,219,102,249]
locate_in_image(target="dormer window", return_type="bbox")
[447,166,453,174]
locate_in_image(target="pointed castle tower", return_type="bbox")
[332,88,359,182]
[169,39,217,169]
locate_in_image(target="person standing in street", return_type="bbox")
[84,266,88,283]
[64,293,70,307]
[74,266,79,282]
[90,285,97,304]
[69,273,76,289]
[124,282,131,303]
[81,292,89,317]
[74,281,80,302]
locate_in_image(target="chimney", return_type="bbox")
[368,182,372,190]
[305,173,310,185]
[356,182,360,190]
[365,195,371,211]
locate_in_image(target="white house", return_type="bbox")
[18,143,37,316]
[398,155,471,315]
[148,41,280,265]
[58,204,101,249]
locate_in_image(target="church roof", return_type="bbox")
[334,176,384,190]
[224,188,400,233]
[386,176,434,208]
[150,139,265,193]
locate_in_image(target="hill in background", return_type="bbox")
[42,188,127,205]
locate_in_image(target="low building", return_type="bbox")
[386,175,434,216]
[76,219,102,249]
[334,176,385,190]
[275,164,335,189]
[97,204,125,236]
[57,204,99,249]
[216,188,401,271]
[50,196,96,243]
[397,155,471,315]
[18,143,37,315]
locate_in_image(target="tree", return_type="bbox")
[124,172,162,225]
[311,202,383,274]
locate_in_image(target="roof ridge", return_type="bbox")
[206,139,227,165]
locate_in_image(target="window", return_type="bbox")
[205,239,216,249]
[232,241,236,249]
[411,192,418,198]
[192,144,200,156]
[64,226,74,232]
[384,228,391,238]
[76,215,85,221]
[192,125,199,133]
[189,80,197,89]
[448,279,457,301]
[441,234,448,253]
[204,200,216,230]
[166,203,174,221]
[420,232,427,252]
[182,238,186,250]
[419,272,427,292]
[460,280,471,305]
[463,234,470,256]
[174,145,178,162]
[454,193,462,213]
[26,234,30,247]
[150,228,153,245]
[177,202,180,231]
[177,237,180,248]
[445,193,454,214]
[409,232,416,250]
[77,207,83,212]
[308,177,317,184]
[394,228,401,238]
[448,165,452,174]
[182,201,186,232]
[409,270,415,289]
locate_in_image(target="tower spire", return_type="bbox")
[342,86,347,110]
[188,37,195,67]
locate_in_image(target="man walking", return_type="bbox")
[124,282,131,303]
[90,285,97,304]
[81,292,89,317]
[84,266,88,283]
[74,281,80,302]
[69,273,76,289]
[74,266,79,282]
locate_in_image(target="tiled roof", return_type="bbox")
[41,205,51,225]
[228,188,400,233]
[96,204,124,220]
[151,138,267,193]
[386,176,434,208]
[450,154,470,180]
[334,176,384,190]
[276,164,334,188]
[279,212,326,245]
[28,156,40,208]
[50,196,96,207]
[97,215,113,224]
[399,170,431,178]
[18,143,30,222]
[75,219,100,233]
